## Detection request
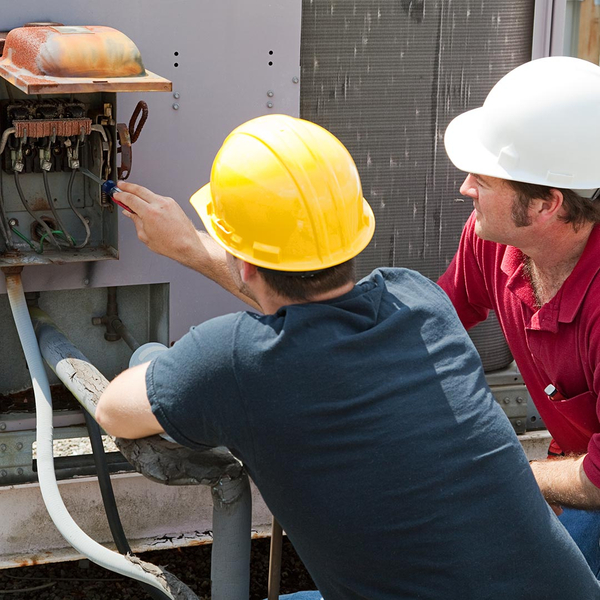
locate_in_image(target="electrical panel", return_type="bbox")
[0,24,171,267]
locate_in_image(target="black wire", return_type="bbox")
[83,411,172,600]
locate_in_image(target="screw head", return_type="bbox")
[0,444,6,452]
[0,470,7,477]
[292,76,299,84]
[172,103,180,110]
[173,92,180,99]
[8,219,18,227]
[16,442,23,450]
[502,398,510,404]
[0,423,6,431]
[83,278,90,286]
[516,397,524,404]
[267,102,274,109]
[16,468,23,475]
[267,90,274,97]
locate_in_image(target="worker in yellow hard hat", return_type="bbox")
[96,114,600,599]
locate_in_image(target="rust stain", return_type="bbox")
[28,196,51,211]
[0,26,171,94]
[2,26,145,78]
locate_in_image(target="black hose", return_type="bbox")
[83,411,172,600]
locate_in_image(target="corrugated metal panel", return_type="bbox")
[300,0,535,371]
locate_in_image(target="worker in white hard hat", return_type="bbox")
[96,114,600,598]
[438,56,600,575]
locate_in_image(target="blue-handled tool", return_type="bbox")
[80,168,134,213]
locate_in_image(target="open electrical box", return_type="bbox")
[0,23,171,266]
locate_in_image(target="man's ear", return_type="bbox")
[534,188,564,223]
[240,261,259,283]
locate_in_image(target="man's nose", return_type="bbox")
[459,174,478,198]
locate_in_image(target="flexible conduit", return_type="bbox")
[5,273,177,599]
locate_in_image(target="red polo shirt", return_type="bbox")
[438,212,600,488]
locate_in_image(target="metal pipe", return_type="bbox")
[268,517,283,600]
[211,474,252,600]
[5,272,180,598]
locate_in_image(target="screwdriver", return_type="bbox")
[79,168,134,213]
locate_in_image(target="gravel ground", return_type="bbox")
[0,538,315,599]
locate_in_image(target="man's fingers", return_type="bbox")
[117,180,162,203]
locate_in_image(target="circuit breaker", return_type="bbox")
[0,24,171,266]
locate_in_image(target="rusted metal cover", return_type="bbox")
[0,25,172,94]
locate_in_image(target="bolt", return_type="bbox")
[516,397,524,404]
[17,468,23,475]
[173,92,180,99]
[267,90,274,97]
[516,420,522,426]
[16,442,23,450]
[83,278,90,286]
[292,76,299,84]
[0,444,6,452]
[0,423,6,431]
[8,219,18,227]
[267,102,274,109]
[0,470,6,477]
[502,398,510,404]
[172,103,180,110]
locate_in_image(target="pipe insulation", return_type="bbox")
[5,273,192,600]
[28,302,252,600]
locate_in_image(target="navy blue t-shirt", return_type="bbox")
[147,268,600,599]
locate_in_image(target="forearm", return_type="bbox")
[178,231,262,311]
[530,455,600,510]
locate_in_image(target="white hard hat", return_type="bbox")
[444,57,600,198]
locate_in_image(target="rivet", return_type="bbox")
[502,398,510,404]
[267,102,274,109]
[172,103,180,110]
[173,92,180,99]
[0,470,7,477]
[0,422,6,431]
[292,76,299,84]
[516,420,522,426]
[17,468,23,475]
[83,279,90,286]
[267,90,274,97]
[516,397,524,404]
[0,444,6,452]
[16,442,23,450]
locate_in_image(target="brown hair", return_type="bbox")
[258,259,356,302]
[508,180,600,230]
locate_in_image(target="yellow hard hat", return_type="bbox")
[190,114,375,272]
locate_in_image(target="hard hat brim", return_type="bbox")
[190,183,376,272]
[444,108,516,181]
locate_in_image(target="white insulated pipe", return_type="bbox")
[5,273,177,599]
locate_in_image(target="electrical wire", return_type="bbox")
[83,411,172,600]
[42,170,74,247]
[67,169,91,248]
[0,582,55,594]
[13,172,61,250]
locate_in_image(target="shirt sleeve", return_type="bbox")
[145,313,251,453]
[437,211,493,330]
[581,307,600,488]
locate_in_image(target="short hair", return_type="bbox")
[258,259,356,302]
[508,180,600,230]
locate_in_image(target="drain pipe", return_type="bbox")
[30,298,252,600]
[4,271,193,600]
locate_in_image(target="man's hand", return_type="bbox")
[114,181,199,262]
